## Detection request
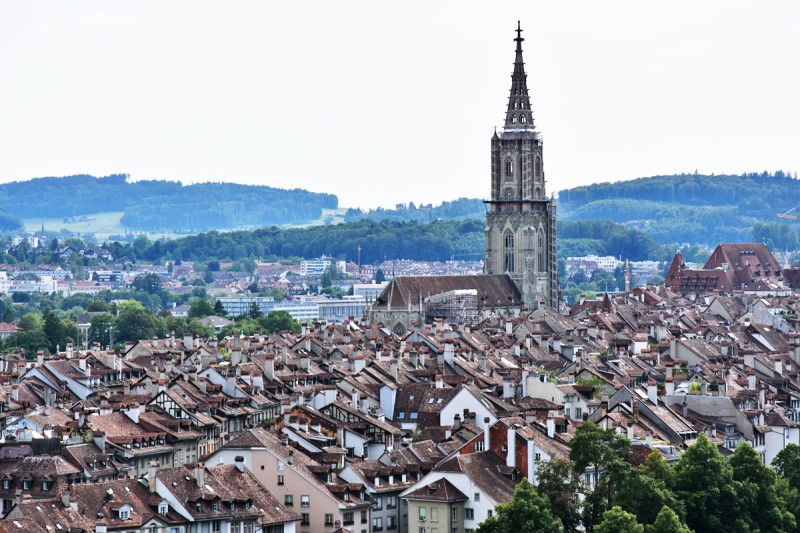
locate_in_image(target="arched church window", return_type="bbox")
[535,156,542,178]
[520,115,526,124]
[538,229,546,272]
[534,187,541,198]
[513,101,517,109]
[505,158,513,177]
[504,231,515,273]
[511,115,517,124]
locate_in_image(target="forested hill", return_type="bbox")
[0,174,338,230]
[557,171,800,246]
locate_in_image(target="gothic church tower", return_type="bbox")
[485,22,559,309]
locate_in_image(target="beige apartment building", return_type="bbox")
[404,479,467,533]
[209,428,373,533]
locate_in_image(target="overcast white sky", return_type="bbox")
[1,1,798,209]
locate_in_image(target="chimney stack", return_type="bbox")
[195,464,205,488]
[647,380,658,405]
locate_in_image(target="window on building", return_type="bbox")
[504,231,515,273]
[466,508,474,520]
[387,516,397,530]
[452,508,458,521]
[324,514,334,526]
[211,521,221,533]
[277,460,285,471]
[537,229,546,272]
[474,440,484,452]
[119,509,130,520]
[277,475,284,485]
[2,480,8,490]
[243,523,254,533]
[231,523,240,533]
[301,513,310,526]
[300,495,309,507]
[386,495,397,508]
[431,508,439,522]
[212,500,221,513]
[488,510,493,518]
[535,156,541,178]
[344,512,354,525]
[284,494,293,506]
[506,158,513,177]
[520,115,526,124]
[22,480,31,490]
[362,510,368,523]
[159,503,168,515]
[373,517,383,531]
[373,496,383,510]
[511,115,517,124]
[41,480,51,491]
[474,493,480,502]
[419,506,427,521]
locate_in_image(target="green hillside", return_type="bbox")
[557,171,800,246]
[0,174,338,232]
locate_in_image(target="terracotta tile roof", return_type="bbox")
[403,478,468,502]
[373,275,522,310]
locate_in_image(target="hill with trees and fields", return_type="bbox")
[0,174,338,232]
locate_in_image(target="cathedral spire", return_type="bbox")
[504,21,534,130]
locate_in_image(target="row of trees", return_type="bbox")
[478,422,800,533]
[99,217,683,267]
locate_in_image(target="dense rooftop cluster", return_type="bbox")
[0,266,799,531]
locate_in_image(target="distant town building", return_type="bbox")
[666,243,785,296]
[566,255,620,273]
[300,256,346,276]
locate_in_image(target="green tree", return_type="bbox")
[43,309,60,353]
[248,302,263,320]
[188,299,214,319]
[17,312,43,332]
[115,300,163,342]
[646,506,692,533]
[6,329,49,357]
[132,273,163,295]
[87,299,111,312]
[569,422,630,477]
[88,313,116,346]
[476,478,561,533]
[773,443,800,490]
[596,506,643,533]
[673,433,740,532]
[261,310,300,334]
[213,300,227,316]
[535,459,581,532]
[729,442,796,532]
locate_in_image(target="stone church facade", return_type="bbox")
[484,22,559,309]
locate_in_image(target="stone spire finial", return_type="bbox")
[504,21,534,130]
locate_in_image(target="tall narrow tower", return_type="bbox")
[484,22,559,309]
